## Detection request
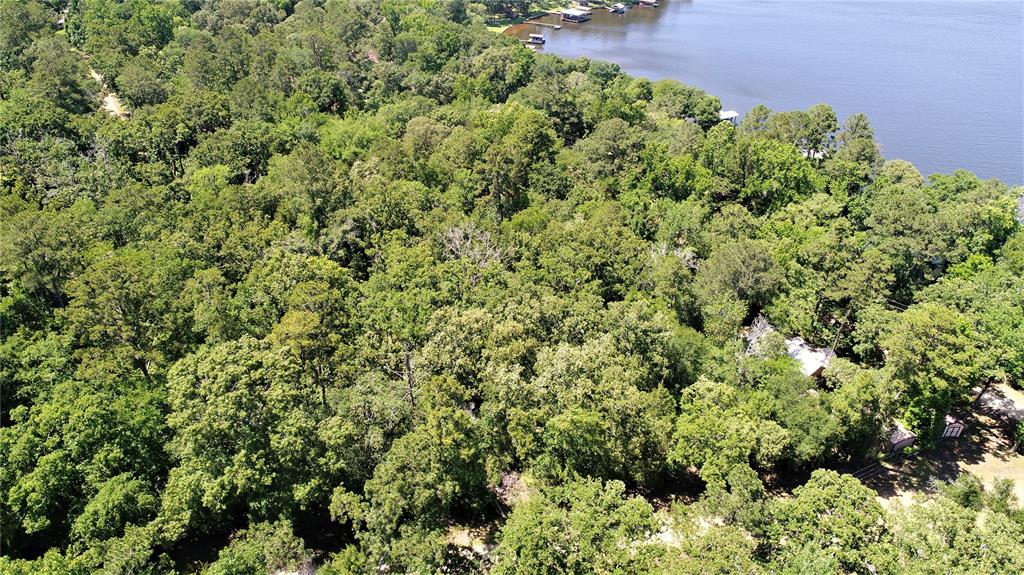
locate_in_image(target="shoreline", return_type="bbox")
[488,0,632,34]
[485,2,1022,183]
[487,8,567,34]
[500,17,549,37]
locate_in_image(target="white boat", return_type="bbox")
[527,33,545,45]
[608,3,626,13]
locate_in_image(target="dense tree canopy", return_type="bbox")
[1,1,1022,573]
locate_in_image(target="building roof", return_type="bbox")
[784,336,836,377]
[889,420,916,445]
[743,316,836,376]
[800,148,826,160]
[562,8,589,16]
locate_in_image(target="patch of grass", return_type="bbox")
[483,1,569,33]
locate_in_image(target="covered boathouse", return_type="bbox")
[561,8,591,23]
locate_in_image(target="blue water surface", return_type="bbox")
[517,0,1024,184]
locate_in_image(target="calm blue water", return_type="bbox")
[513,1,1024,185]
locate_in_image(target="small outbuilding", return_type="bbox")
[888,421,916,453]
[719,110,740,125]
[941,415,965,439]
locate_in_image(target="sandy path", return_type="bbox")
[88,68,127,118]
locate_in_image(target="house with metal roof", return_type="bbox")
[784,336,836,378]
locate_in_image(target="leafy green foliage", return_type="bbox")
[670,379,787,488]
[492,479,661,575]
[881,303,982,436]
[202,520,310,575]
[159,336,327,542]
[766,470,884,571]
[0,378,166,553]
[0,1,1019,572]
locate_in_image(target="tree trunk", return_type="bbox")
[136,357,152,384]
[404,343,416,408]
[317,366,327,409]
[972,377,997,409]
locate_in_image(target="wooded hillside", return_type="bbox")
[2,1,1023,573]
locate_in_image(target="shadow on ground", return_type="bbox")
[857,385,1024,502]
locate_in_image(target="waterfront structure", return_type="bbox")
[719,110,740,125]
[561,8,591,23]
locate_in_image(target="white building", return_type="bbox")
[561,8,591,22]
[784,336,836,378]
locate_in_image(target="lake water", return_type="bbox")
[509,1,1024,185]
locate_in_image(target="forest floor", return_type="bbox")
[88,68,127,118]
[101,92,126,117]
[866,384,1024,508]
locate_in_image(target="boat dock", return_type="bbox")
[559,8,592,23]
